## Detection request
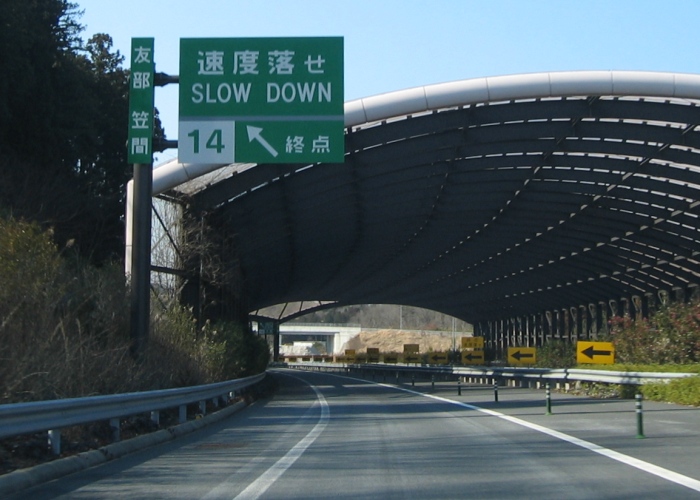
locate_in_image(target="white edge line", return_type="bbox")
[232,374,329,500]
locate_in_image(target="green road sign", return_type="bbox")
[128,38,155,163]
[259,321,276,336]
[179,37,344,164]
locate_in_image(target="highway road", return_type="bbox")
[9,368,700,499]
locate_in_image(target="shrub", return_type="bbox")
[0,216,269,404]
[535,340,576,368]
[642,376,700,406]
[610,300,700,365]
[200,321,270,379]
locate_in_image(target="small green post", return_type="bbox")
[545,383,552,415]
[636,393,645,439]
[457,379,462,396]
[494,379,499,402]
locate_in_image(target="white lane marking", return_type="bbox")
[232,376,329,500]
[335,372,700,493]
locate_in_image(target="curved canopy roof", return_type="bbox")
[172,71,700,323]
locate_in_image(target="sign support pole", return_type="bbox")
[130,162,152,356]
[127,38,155,356]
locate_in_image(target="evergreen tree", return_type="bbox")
[0,1,162,263]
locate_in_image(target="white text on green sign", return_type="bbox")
[179,37,344,164]
[128,38,155,163]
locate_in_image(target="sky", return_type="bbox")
[77,0,700,164]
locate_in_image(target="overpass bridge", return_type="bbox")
[275,323,360,355]
[137,70,700,356]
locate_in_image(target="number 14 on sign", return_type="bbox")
[181,121,234,163]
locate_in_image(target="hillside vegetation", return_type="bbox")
[0,217,268,404]
[293,304,472,332]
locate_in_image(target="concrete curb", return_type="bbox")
[0,400,247,497]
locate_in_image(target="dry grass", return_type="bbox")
[343,329,457,353]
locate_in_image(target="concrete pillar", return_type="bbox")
[588,303,598,338]
[632,295,643,321]
[599,300,609,334]
[621,297,630,318]
[569,307,578,340]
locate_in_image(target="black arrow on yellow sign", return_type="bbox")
[463,352,484,361]
[511,350,534,361]
[581,345,613,360]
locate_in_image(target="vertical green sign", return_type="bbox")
[128,38,155,164]
[178,37,344,164]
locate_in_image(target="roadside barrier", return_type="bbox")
[0,372,265,455]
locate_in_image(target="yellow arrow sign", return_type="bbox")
[428,352,449,365]
[404,354,421,364]
[404,343,420,354]
[461,350,485,364]
[507,347,537,365]
[461,337,484,349]
[366,348,380,362]
[577,341,615,364]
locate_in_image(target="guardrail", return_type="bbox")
[289,362,696,387]
[0,372,266,455]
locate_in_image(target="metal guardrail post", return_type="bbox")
[110,418,120,442]
[0,372,265,446]
[48,429,61,455]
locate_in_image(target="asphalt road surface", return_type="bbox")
[10,368,700,499]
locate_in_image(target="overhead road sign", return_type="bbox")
[507,347,537,366]
[179,37,344,164]
[259,321,276,336]
[577,341,615,364]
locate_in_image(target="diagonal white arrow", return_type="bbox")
[246,125,278,157]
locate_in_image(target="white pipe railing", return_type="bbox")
[290,362,696,386]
